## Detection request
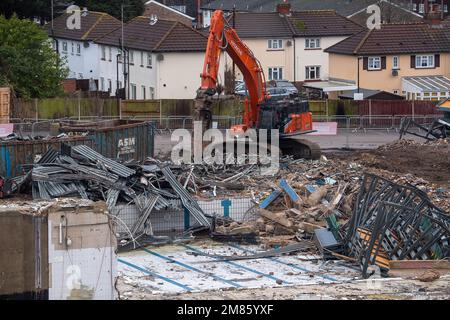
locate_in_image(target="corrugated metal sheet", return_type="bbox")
[0,137,93,178]
[1,120,155,178]
[60,120,155,162]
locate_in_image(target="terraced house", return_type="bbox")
[325,22,450,100]
[227,4,364,84]
[47,10,219,99]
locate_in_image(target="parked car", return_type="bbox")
[267,80,298,96]
[235,82,247,96]
[266,87,290,99]
[235,81,294,98]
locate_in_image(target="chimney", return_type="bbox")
[276,1,291,16]
[425,2,443,26]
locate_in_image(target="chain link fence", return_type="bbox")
[7,114,442,138]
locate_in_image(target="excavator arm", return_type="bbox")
[195,10,267,131]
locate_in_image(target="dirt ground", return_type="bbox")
[335,140,450,188]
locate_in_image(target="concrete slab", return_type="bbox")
[118,241,359,295]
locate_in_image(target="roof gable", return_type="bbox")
[46,11,121,41]
[288,10,365,37]
[230,10,364,38]
[95,16,207,52]
[325,23,450,55]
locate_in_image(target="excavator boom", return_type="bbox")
[194,10,321,159]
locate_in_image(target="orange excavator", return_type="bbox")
[194,10,321,159]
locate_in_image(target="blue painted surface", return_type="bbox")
[279,179,300,202]
[229,244,338,282]
[259,190,282,209]
[180,244,291,285]
[141,248,242,288]
[118,258,193,291]
[305,185,317,194]
[0,146,11,178]
[221,199,232,217]
[183,207,190,231]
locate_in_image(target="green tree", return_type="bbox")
[0,0,56,24]
[0,15,68,98]
[73,0,144,22]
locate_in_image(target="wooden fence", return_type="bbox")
[9,97,441,121]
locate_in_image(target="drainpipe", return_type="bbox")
[293,37,296,83]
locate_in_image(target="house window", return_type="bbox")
[305,66,320,80]
[412,3,417,11]
[100,77,105,91]
[368,57,381,70]
[108,47,112,61]
[419,3,425,13]
[268,39,283,50]
[305,38,321,49]
[129,51,134,65]
[101,46,106,60]
[71,42,74,54]
[142,86,146,100]
[62,41,68,52]
[415,55,434,68]
[140,52,144,67]
[149,87,155,99]
[131,84,137,99]
[392,56,399,69]
[118,50,123,63]
[268,67,283,80]
[445,5,448,12]
[108,79,112,92]
[147,53,153,68]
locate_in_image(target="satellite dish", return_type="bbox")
[149,14,158,25]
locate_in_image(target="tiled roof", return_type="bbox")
[231,12,294,38]
[95,16,207,52]
[230,10,364,38]
[202,0,415,17]
[154,22,208,52]
[46,11,121,41]
[288,10,365,36]
[325,23,450,55]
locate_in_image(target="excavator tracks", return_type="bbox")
[279,137,322,160]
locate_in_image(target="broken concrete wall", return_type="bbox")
[0,200,117,300]
[0,208,49,298]
[47,201,117,300]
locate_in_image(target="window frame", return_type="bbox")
[305,38,321,49]
[101,46,106,60]
[62,41,68,52]
[149,87,155,99]
[129,50,134,65]
[131,83,137,100]
[392,56,399,70]
[268,67,283,80]
[305,66,321,80]
[368,56,382,70]
[268,39,283,50]
[147,53,153,68]
[415,55,435,69]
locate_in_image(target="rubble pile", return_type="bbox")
[4,140,449,277]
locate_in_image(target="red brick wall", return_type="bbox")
[144,2,193,25]
[62,79,77,93]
